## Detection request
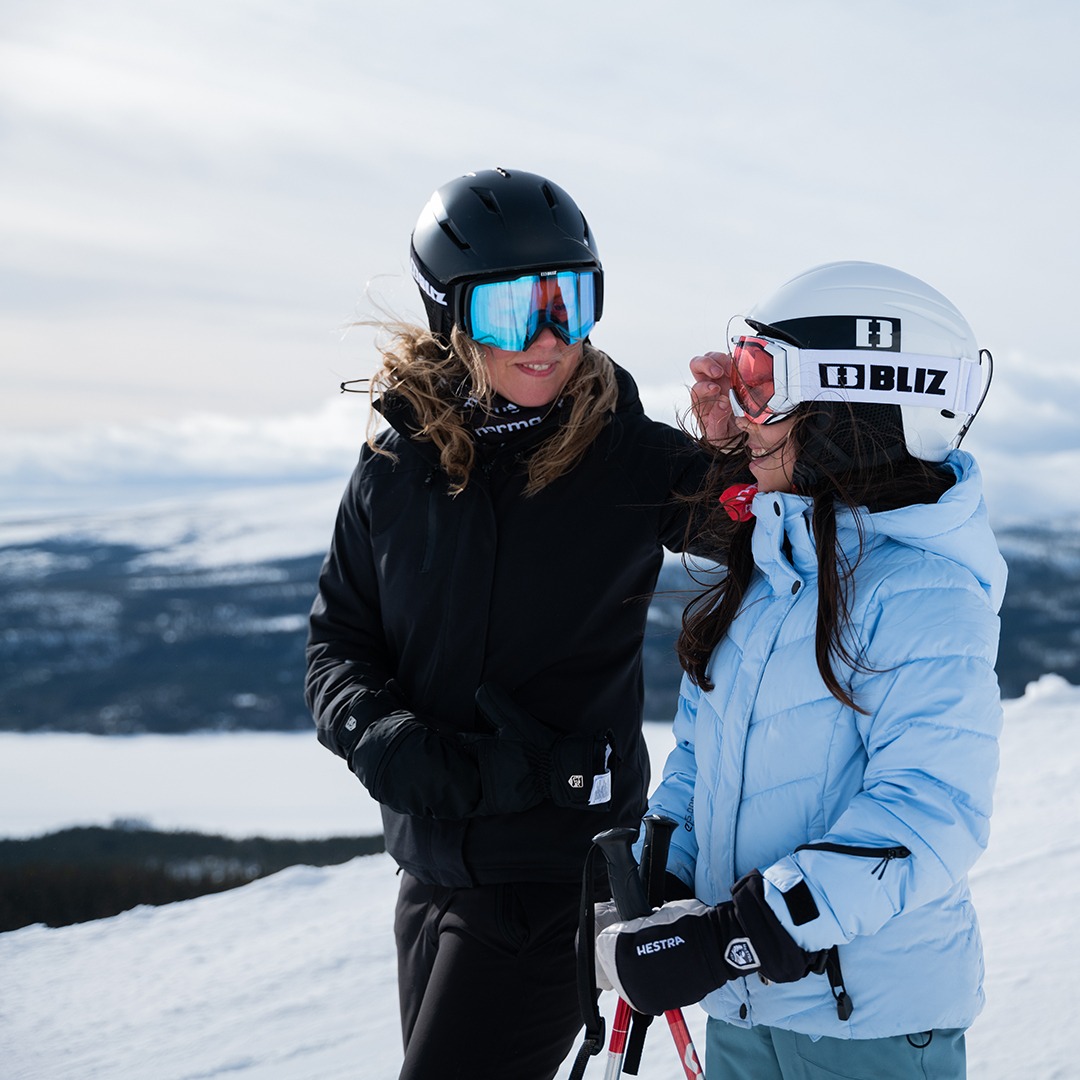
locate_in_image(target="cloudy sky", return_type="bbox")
[2,1,1078,518]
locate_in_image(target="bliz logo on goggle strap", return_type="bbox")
[819,364,948,396]
[854,318,901,351]
[410,258,447,306]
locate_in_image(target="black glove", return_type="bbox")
[595,870,826,1015]
[347,682,614,819]
[472,683,614,813]
[349,710,485,819]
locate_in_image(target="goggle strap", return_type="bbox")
[792,349,985,414]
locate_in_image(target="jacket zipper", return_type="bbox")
[420,469,438,573]
[794,841,911,880]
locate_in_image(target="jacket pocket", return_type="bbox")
[794,841,911,880]
[789,842,912,1023]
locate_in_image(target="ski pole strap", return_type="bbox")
[622,1011,653,1074]
[567,1036,600,1080]
[569,842,606,1080]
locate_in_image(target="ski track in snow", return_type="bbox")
[1,677,1078,1078]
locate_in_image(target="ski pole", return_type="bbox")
[609,814,678,1076]
[597,824,651,1080]
[593,827,704,1080]
[636,816,703,1080]
[602,997,634,1080]
[639,814,677,905]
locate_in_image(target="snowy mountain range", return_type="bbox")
[0,480,1076,734]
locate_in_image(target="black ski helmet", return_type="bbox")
[409,167,603,341]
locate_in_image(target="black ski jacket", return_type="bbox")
[305,360,710,887]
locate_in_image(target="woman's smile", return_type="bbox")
[737,414,797,492]
[484,329,583,406]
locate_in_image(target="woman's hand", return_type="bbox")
[689,352,740,445]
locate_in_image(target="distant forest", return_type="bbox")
[0,824,383,932]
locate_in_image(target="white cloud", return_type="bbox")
[0,395,373,518]
[1,0,1078,507]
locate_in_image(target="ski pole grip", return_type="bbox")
[593,827,651,920]
[640,814,677,908]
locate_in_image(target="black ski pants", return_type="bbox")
[394,872,584,1080]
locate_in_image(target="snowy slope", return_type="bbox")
[2,677,1078,1079]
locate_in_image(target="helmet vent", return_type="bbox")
[437,218,471,251]
[540,182,559,209]
[471,187,502,215]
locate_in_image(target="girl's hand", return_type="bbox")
[690,352,739,445]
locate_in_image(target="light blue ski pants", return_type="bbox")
[706,1018,967,1079]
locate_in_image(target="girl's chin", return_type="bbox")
[747,464,793,493]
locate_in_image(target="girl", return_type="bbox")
[596,261,1006,1080]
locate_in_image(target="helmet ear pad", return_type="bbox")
[792,401,907,492]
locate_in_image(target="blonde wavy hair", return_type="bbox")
[364,323,619,496]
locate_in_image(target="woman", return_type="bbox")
[305,167,709,1079]
[596,261,1006,1079]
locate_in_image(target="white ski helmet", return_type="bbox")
[736,261,991,463]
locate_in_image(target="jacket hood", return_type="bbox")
[857,451,1007,610]
[754,450,1007,612]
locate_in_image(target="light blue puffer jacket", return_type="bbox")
[648,450,1007,1039]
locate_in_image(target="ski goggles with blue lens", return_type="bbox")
[464,269,599,352]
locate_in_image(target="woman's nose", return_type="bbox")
[527,327,560,350]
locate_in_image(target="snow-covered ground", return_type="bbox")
[1,676,1078,1079]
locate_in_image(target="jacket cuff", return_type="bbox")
[338,679,412,762]
[763,858,843,953]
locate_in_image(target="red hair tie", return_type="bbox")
[719,482,758,522]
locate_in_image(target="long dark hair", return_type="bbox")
[677,401,955,712]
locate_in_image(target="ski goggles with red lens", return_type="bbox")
[728,331,800,425]
[463,269,599,352]
[727,317,985,424]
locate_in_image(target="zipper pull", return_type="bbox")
[869,848,906,879]
[825,946,854,1021]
